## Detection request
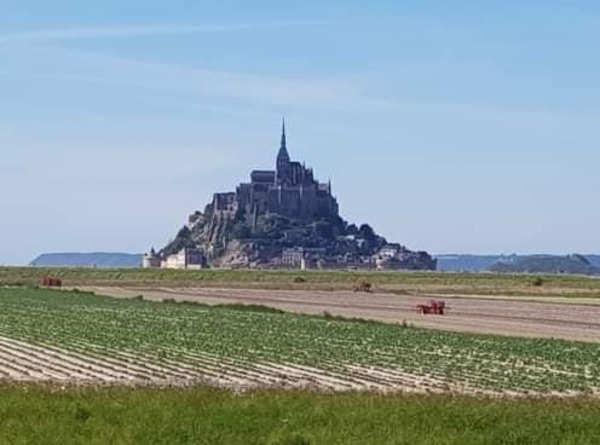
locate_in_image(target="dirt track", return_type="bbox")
[86,286,600,343]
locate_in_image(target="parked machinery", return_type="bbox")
[41,277,62,287]
[416,300,446,315]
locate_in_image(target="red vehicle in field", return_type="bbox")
[41,277,62,287]
[416,300,446,315]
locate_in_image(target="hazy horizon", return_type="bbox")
[2,1,600,264]
[16,251,600,268]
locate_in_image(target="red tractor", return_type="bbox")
[41,277,62,287]
[416,300,446,315]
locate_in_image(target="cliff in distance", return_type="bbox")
[30,253,142,268]
[489,254,600,275]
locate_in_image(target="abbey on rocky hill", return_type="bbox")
[214,119,339,225]
[145,120,436,271]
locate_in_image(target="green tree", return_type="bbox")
[313,221,334,240]
[232,222,251,239]
[359,224,376,240]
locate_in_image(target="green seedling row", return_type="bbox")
[0,287,599,394]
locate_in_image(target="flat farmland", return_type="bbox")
[88,286,600,343]
[5,266,600,297]
[1,287,600,396]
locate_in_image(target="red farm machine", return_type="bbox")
[416,300,446,315]
[41,277,62,287]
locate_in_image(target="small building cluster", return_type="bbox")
[373,244,415,270]
[143,247,206,270]
[281,247,327,270]
[278,243,428,271]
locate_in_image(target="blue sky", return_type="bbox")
[1,0,600,264]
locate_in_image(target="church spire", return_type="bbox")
[276,117,291,184]
[277,117,290,162]
[281,117,287,150]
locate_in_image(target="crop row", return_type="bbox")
[0,287,599,394]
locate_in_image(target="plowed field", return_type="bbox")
[1,287,600,396]
[89,286,600,343]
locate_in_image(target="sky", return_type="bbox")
[1,0,600,264]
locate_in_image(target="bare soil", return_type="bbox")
[84,286,600,343]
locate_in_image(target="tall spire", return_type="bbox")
[277,117,290,161]
[276,117,291,184]
[280,117,287,150]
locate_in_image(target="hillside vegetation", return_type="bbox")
[489,254,600,275]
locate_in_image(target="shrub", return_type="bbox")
[270,434,312,445]
[531,277,544,287]
[232,221,252,239]
[353,281,372,292]
[73,404,91,422]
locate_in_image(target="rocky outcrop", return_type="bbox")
[155,122,436,270]
[160,201,435,270]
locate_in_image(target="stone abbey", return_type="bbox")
[145,120,436,271]
[210,119,339,223]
